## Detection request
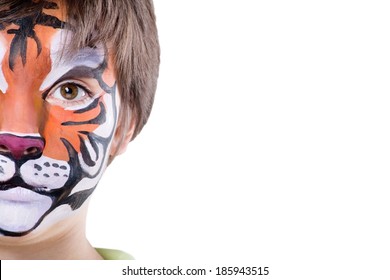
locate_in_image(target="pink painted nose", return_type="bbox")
[0,134,44,160]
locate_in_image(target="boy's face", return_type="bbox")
[0,2,120,236]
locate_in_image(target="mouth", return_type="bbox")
[0,187,49,203]
[0,177,52,203]
[0,176,50,192]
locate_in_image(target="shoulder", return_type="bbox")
[95,248,135,260]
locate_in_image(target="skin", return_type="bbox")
[0,1,132,259]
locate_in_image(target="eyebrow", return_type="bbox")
[39,47,105,91]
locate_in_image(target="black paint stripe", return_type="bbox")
[37,14,64,29]
[61,103,106,126]
[59,186,96,211]
[74,98,100,114]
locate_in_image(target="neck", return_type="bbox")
[0,204,102,260]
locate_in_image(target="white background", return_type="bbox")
[86,0,390,279]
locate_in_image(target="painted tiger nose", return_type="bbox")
[0,134,44,160]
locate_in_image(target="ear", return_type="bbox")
[109,113,136,157]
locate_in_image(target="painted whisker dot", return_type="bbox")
[43,174,50,178]
[44,162,50,167]
[54,173,59,177]
[60,166,67,170]
[52,163,59,168]
[1,160,7,163]
[34,164,42,171]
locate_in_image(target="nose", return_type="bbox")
[0,134,44,160]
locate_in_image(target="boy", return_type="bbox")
[0,0,159,259]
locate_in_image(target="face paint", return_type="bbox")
[0,1,119,236]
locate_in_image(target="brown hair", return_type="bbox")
[0,0,160,148]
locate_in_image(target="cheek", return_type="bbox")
[41,106,83,161]
[41,94,118,162]
[41,106,99,161]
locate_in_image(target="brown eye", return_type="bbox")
[46,81,92,108]
[60,84,79,100]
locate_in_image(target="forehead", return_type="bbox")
[0,15,106,93]
[0,0,105,66]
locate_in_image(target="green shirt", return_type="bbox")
[95,248,134,260]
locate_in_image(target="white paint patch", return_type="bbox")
[60,97,99,111]
[0,131,41,138]
[69,175,102,196]
[0,155,15,182]
[0,40,8,93]
[40,30,105,91]
[20,156,70,190]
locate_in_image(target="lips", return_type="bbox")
[0,186,48,202]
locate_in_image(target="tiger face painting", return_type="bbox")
[0,2,120,236]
